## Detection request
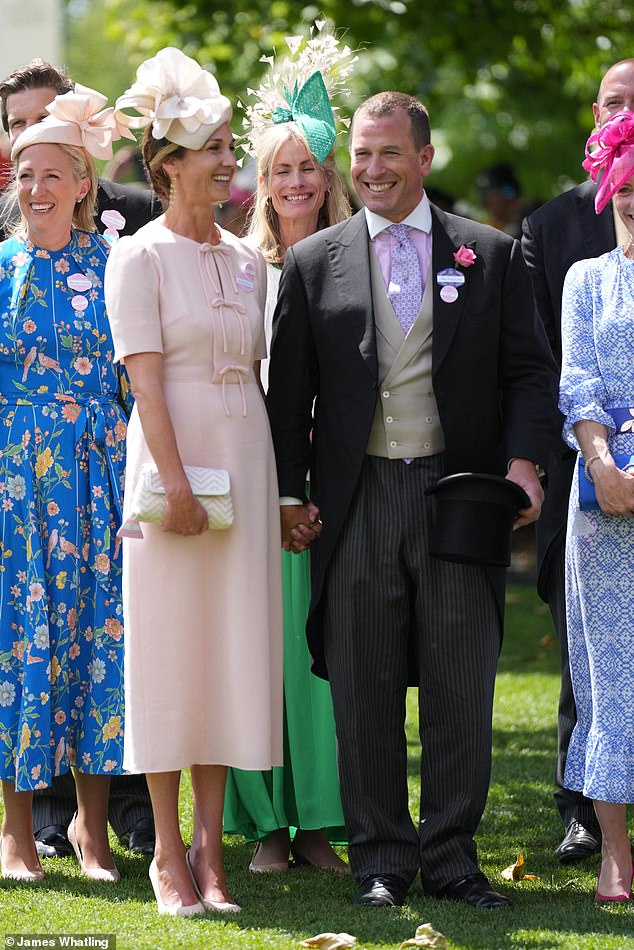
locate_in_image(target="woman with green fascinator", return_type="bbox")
[223,26,354,872]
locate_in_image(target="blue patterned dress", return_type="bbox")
[0,230,127,791]
[559,246,634,804]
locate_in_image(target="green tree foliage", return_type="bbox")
[70,0,632,204]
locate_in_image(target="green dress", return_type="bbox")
[223,262,345,842]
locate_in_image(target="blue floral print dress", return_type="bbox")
[0,230,128,791]
[560,247,634,803]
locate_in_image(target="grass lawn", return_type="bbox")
[2,585,633,948]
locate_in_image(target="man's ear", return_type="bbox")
[420,143,435,177]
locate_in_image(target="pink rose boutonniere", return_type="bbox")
[437,243,477,302]
[453,244,477,268]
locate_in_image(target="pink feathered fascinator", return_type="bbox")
[582,110,634,215]
[11,83,135,162]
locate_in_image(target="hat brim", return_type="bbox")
[425,472,530,567]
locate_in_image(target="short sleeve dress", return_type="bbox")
[559,246,634,803]
[0,230,127,790]
[104,219,283,774]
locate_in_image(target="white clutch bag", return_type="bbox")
[130,463,234,530]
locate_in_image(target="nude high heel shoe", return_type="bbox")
[186,850,241,913]
[148,858,204,917]
[67,814,120,883]
[0,837,45,882]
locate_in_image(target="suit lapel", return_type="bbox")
[576,181,616,258]
[431,206,472,373]
[325,211,377,380]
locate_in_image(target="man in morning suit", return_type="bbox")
[521,57,634,865]
[0,59,161,858]
[267,92,558,909]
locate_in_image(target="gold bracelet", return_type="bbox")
[584,455,600,482]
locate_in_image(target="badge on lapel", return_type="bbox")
[101,209,126,243]
[436,243,477,304]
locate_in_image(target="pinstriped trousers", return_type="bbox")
[322,454,500,893]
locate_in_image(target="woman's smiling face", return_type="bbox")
[17,142,89,249]
[266,136,328,228]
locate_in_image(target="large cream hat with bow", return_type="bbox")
[114,47,232,150]
[11,83,135,161]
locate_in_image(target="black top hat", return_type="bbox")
[425,473,530,568]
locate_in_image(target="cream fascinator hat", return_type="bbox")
[114,47,232,150]
[240,21,358,164]
[11,83,135,161]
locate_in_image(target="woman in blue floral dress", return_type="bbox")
[560,111,634,902]
[0,86,129,882]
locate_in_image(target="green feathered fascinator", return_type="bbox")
[240,21,358,164]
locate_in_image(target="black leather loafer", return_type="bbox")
[436,871,512,909]
[554,820,601,864]
[34,824,73,859]
[119,817,155,856]
[352,873,408,907]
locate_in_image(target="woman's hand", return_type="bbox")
[590,458,634,517]
[163,487,209,535]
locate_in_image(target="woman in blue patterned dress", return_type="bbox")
[560,111,634,903]
[0,86,130,883]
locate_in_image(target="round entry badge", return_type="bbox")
[440,285,459,303]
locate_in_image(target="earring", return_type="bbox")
[169,176,176,205]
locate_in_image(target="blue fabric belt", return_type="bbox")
[607,407,634,432]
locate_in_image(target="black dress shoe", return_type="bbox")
[352,873,408,907]
[436,871,512,909]
[34,824,73,859]
[119,817,155,856]
[554,820,601,864]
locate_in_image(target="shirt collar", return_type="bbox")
[365,193,432,240]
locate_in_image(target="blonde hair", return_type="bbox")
[247,122,350,264]
[10,142,97,236]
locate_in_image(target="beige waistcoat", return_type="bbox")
[365,242,445,459]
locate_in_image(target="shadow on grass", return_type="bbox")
[4,853,633,950]
[194,851,634,950]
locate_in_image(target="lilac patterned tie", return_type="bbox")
[388,223,423,335]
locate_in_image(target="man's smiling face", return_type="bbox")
[350,108,434,223]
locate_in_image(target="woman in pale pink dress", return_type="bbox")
[105,48,283,918]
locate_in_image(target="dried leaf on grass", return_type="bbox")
[399,923,447,948]
[501,852,538,881]
[299,934,357,949]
